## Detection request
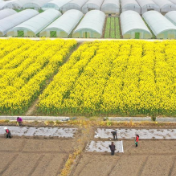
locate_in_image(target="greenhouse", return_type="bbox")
[120,10,152,39]
[121,0,141,14]
[82,0,104,14]
[101,0,120,14]
[0,9,38,36]
[165,11,176,25]
[73,10,105,38]
[0,0,22,10]
[7,9,61,37]
[170,0,176,5]
[40,10,83,37]
[153,0,176,13]
[136,0,160,14]
[143,11,176,39]
[0,9,17,20]
[61,0,87,13]
[42,0,71,11]
[22,0,51,10]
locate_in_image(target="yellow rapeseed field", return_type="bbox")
[0,39,77,114]
[38,40,176,116]
[1,39,176,116]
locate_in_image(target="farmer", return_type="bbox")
[135,134,139,147]
[4,127,12,138]
[111,130,117,140]
[17,117,23,126]
[109,142,116,155]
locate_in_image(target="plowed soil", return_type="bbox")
[71,140,176,176]
[0,138,75,176]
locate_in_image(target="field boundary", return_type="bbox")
[0,37,172,42]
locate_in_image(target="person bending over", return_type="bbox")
[4,127,12,138]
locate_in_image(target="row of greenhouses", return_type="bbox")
[1,8,176,39]
[0,0,120,14]
[121,10,176,39]
[0,9,105,38]
[1,0,176,14]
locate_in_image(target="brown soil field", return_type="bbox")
[71,140,176,176]
[1,136,176,176]
[0,138,75,176]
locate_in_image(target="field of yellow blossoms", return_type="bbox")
[0,39,77,114]
[1,39,176,116]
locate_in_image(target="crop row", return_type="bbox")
[0,39,77,114]
[104,17,120,39]
[38,40,176,116]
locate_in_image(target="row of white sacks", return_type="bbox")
[1,8,176,39]
[1,0,176,14]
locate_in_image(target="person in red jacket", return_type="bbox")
[109,142,116,155]
[4,127,12,138]
[135,134,139,147]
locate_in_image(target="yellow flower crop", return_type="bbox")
[38,40,176,116]
[0,39,77,114]
[1,39,176,116]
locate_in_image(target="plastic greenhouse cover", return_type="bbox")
[42,0,71,10]
[0,9,17,20]
[121,0,140,7]
[0,9,38,35]
[23,0,51,8]
[101,0,120,13]
[137,0,159,8]
[42,9,83,35]
[16,0,33,6]
[153,0,175,8]
[82,0,104,12]
[165,11,176,24]
[0,0,21,9]
[170,0,176,4]
[120,10,151,35]
[143,11,176,35]
[74,10,105,34]
[11,9,61,34]
[62,0,88,11]
[102,0,120,8]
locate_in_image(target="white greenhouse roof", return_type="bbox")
[143,11,176,36]
[170,0,176,4]
[10,9,61,34]
[42,0,71,10]
[153,0,176,9]
[121,0,140,8]
[82,0,104,14]
[136,0,160,14]
[62,0,88,12]
[0,0,21,9]
[137,0,159,8]
[41,9,83,35]
[0,9,17,20]
[101,0,120,14]
[23,0,51,9]
[0,9,38,36]
[165,11,176,25]
[121,0,141,13]
[74,10,105,35]
[120,10,151,35]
